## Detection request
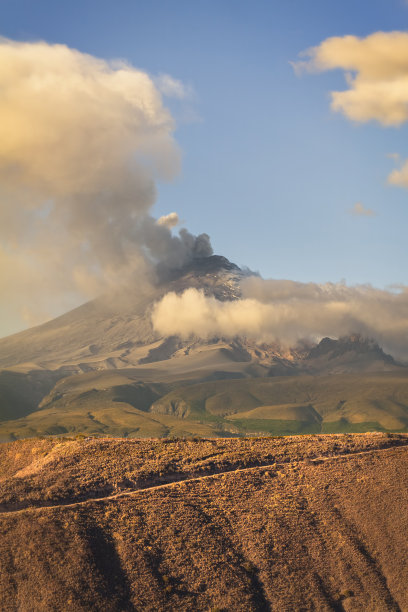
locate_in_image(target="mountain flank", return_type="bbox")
[2,371,408,441]
[0,255,399,374]
[0,255,407,440]
[0,433,407,610]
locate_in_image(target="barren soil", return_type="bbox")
[0,433,407,611]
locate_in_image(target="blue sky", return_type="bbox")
[2,0,408,290]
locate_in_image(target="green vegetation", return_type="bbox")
[1,369,408,440]
[0,369,62,421]
[229,418,321,435]
[321,420,386,434]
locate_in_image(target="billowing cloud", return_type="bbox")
[350,202,375,217]
[151,278,408,358]
[0,38,210,336]
[157,212,180,228]
[295,31,408,126]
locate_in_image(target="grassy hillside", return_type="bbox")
[0,433,407,610]
[150,373,408,434]
[0,369,64,422]
[1,371,408,440]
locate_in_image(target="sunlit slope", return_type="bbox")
[0,255,405,441]
[0,289,158,370]
[1,371,408,440]
[151,373,408,432]
[0,434,407,610]
[0,257,246,371]
[0,255,401,379]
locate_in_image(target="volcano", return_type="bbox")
[0,255,407,440]
[0,255,398,374]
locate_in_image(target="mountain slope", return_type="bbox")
[0,256,246,371]
[2,371,408,441]
[0,254,406,440]
[0,434,407,611]
[0,255,399,375]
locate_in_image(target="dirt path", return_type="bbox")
[1,442,407,517]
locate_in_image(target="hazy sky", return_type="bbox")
[2,0,408,336]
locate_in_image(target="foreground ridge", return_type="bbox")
[1,433,407,611]
[1,437,408,515]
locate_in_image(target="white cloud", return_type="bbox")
[350,202,375,217]
[295,31,408,126]
[151,279,408,358]
[295,32,408,193]
[0,38,183,335]
[157,212,180,228]
[388,159,408,187]
[155,74,193,99]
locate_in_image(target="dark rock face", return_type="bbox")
[139,336,183,364]
[165,254,247,302]
[156,255,241,284]
[181,255,241,275]
[307,334,395,364]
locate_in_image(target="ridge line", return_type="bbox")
[1,442,407,517]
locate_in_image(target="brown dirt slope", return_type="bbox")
[0,433,407,611]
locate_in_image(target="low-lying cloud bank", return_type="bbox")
[0,38,210,335]
[152,277,408,359]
